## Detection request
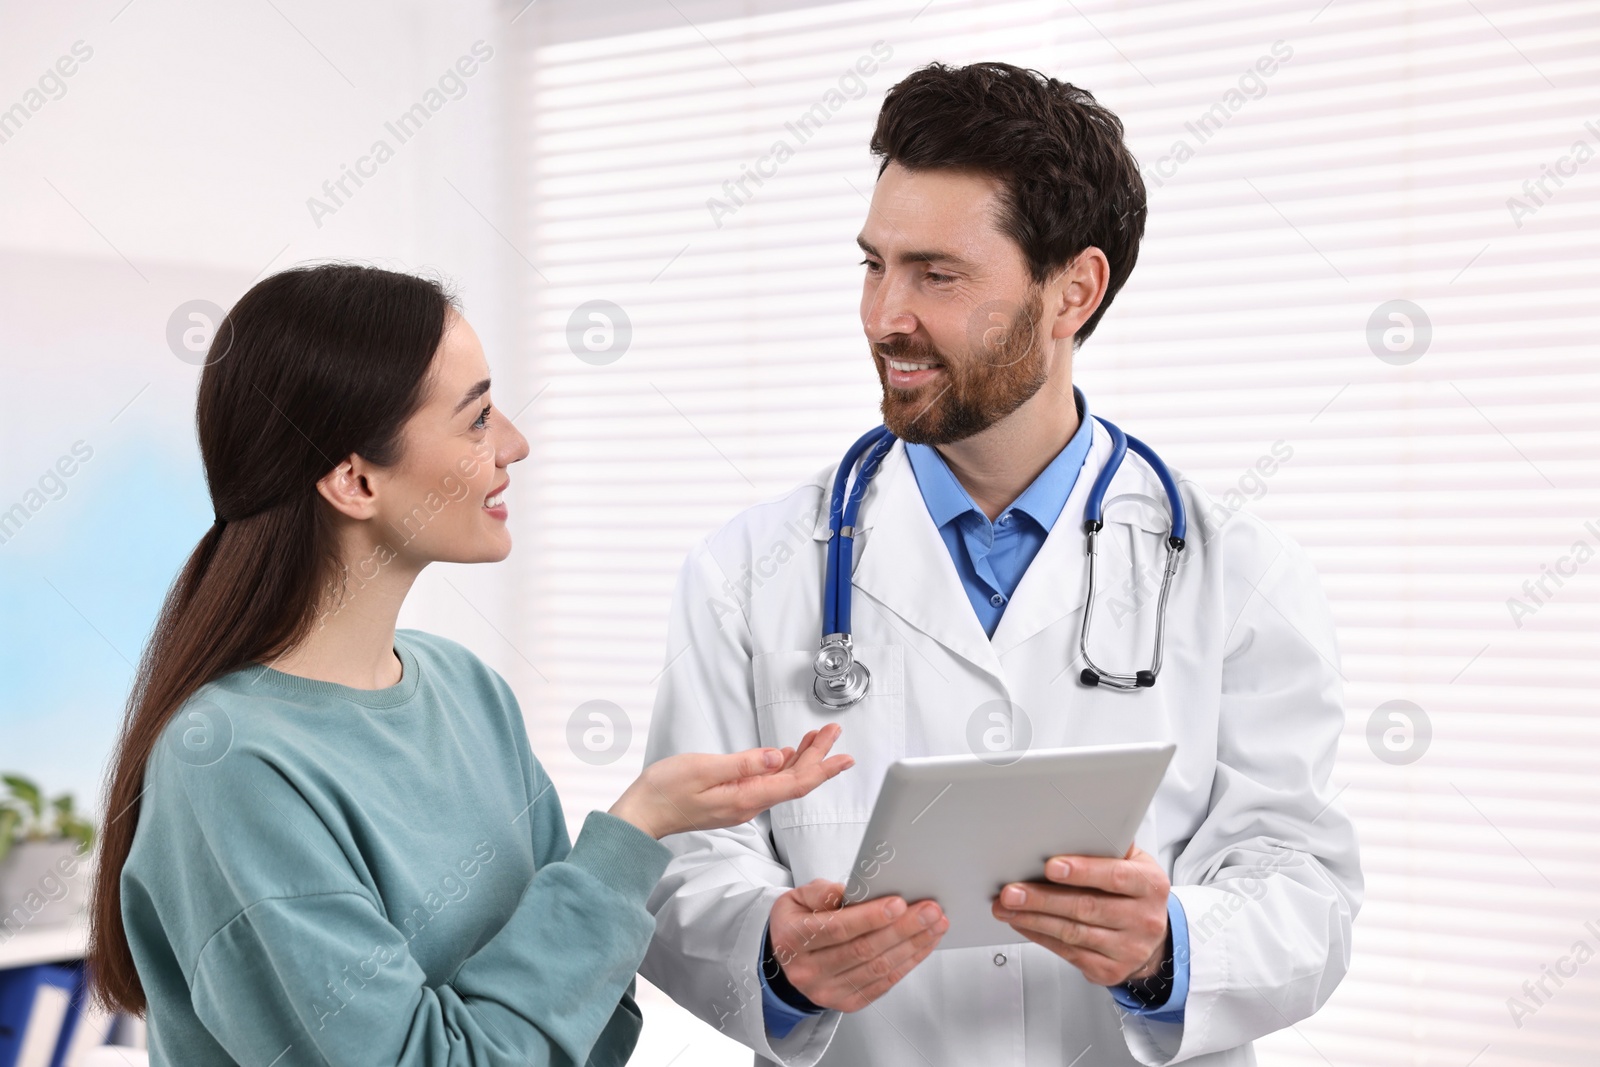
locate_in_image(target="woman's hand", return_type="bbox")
[609,723,854,839]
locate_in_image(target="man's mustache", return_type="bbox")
[873,338,947,366]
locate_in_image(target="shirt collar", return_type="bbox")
[904,387,1094,533]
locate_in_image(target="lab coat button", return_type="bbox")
[993,952,1007,966]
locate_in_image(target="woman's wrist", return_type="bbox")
[607,794,663,840]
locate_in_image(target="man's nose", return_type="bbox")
[863,274,917,340]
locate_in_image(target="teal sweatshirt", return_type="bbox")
[120,629,673,1066]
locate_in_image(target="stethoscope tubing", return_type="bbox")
[824,424,895,636]
[818,401,1188,702]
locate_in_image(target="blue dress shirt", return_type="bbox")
[761,397,1190,1037]
[901,408,1095,638]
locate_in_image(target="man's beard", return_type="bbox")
[873,285,1049,445]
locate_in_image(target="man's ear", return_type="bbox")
[315,456,379,520]
[1047,248,1110,343]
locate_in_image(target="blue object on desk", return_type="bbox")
[0,962,77,1067]
[50,963,108,1067]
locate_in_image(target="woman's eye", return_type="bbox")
[472,404,492,430]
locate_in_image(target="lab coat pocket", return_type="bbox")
[753,644,904,830]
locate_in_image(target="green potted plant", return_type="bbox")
[0,773,97,931]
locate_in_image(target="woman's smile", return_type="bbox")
[483,478,509,521]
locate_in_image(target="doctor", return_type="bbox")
[639,61,1360,1067]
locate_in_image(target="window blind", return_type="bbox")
[513,1,1600,1062]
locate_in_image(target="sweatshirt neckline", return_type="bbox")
[242,632,422,708]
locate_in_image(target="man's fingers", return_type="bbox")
[995,906,1121,956]
[772,886,945,1012]
[809,899,943,972]
[791,897,902,952]
[831,925,943,1011]
[793,878,848,912]
[778,891,906,951]
[1011,927,1130,986]
[994,884,1129,929]
[832,907,947,984]
[1042,854,1161,898]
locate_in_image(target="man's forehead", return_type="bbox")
[860,165,1012,262]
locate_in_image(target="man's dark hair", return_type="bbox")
[870,61,1147,347]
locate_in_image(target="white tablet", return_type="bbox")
[840,741,1176,950]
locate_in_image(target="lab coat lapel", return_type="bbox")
[844,444,1005,681]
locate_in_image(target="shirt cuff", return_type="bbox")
[759,919,824,1039]
[1107,893,1190,1022]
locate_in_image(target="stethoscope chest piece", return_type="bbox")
[813,632,871,710]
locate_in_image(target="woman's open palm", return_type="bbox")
[610,723,854,838]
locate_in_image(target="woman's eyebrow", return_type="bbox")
[453,378,492,414]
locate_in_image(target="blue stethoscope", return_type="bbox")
[813,392,1188,709]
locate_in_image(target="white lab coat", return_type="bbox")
[639,422,1361,1067]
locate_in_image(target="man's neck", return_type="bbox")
[934,379,1080,522]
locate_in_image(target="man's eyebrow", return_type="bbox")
[453,378,492,415]
[855,234,975,270]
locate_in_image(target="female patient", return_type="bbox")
[87,263,851,1065]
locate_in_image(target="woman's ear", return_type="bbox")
[315,457,379,520]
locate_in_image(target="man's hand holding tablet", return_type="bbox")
[765,727,951,1012]
[991,843,1173,986]
[767,879,949,1012]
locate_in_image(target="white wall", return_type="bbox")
[0,0,533,808]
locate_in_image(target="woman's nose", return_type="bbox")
[501,418,530,465]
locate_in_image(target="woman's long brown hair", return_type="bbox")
[88,264,453,1014]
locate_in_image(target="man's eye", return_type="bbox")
[859,258,882,272]
[926,272,952,284]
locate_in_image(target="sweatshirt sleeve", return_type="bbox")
[189,810,668,1066]
[163,747,673,1066]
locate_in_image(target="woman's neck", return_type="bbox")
[268,542,422,690]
